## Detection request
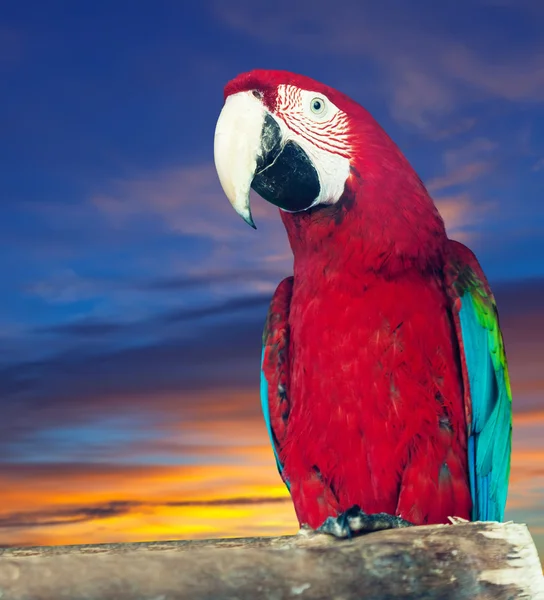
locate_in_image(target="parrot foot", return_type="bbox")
[317,504,413,539]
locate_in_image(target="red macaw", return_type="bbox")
[213,70,512,537]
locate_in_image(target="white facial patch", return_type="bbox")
[273,85,352,212]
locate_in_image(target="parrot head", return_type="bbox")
[214,69,445,269]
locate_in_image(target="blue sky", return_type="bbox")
[0,0,543,552]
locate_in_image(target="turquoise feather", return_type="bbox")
[458,286,512,521]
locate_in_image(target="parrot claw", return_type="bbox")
[317,504,414,539]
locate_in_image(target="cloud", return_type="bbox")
[139,268,288,292]
[35,293,271,336]
[532,158,544,172]
[23,269,117,304]
[427,163,491,194]
[421,137,499,240]
[442,138,497,170]
[92,164,279,242]
[434,194,480,241]
[424,118,477,141]
[0,501,138,529]
[385,65,456,130]
[0,460,296,546]
[36,319,127,337]
[431,189,493,243]
[0,496,290,530]
[160,293,270,323]
[444,46,544,102]
[0,317,265,428]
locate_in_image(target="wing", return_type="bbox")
[446,240,512,521]
[260,276,293,491]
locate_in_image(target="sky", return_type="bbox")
[1,0,543,560]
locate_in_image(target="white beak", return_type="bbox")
[214,92,268,228]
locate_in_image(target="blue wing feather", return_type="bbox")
[457,280,512,521]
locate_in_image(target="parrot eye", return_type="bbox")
[310,97,326,115]
[252,90,263,100]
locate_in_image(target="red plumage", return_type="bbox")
[231,70,473,529]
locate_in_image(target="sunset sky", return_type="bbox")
[1,0,543,561]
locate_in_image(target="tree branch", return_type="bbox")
[0,521,542,599]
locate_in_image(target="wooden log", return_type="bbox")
[0,521,542,599]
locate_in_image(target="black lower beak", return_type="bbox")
[251,114,321,212]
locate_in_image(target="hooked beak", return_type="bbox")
[214,92,266,229]
[214,90,321,228]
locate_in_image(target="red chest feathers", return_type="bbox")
[281,272,470,525]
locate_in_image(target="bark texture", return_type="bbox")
[0,521,542,599]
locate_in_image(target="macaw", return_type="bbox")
[213,70,512,537]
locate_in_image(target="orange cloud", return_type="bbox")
[0,459,296,547]
[434,193,477,240]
